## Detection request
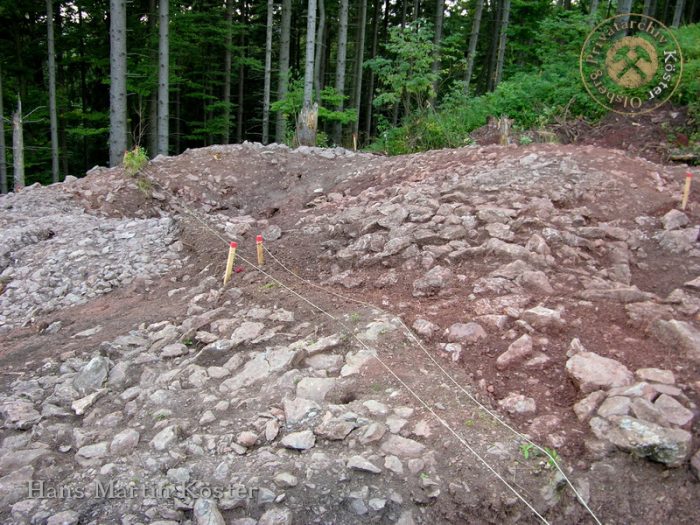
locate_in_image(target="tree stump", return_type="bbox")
[296,102,318,147]
[498,116,512,146]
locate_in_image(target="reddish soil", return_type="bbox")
[2,138,699,524]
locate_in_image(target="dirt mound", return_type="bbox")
[1,142,699,524]
[471,106,697,166]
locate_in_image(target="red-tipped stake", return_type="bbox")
[223,241,238,285]
[681,172,693,210]
[256,235,265,266]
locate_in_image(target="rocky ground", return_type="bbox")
[1,141,699,525]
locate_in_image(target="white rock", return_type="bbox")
[296,377,336,402]
[497,334,533,370]
[281,430,316,450]
[662,209,689,230]
[110,428,140,455]
[347,455,382,474]
[193,498,226,525]
[565,352,633,393]
[150,425,180,451]
[498,393,536,414]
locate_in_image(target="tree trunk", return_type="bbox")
[431,0,445,99]
[313,0,326,104]
[319,18,329,100]
[15,32,27,104]
[262,0,274,144]
[589,0,599,24]
[352,0,367,141]
[297,0,318,146]
[276,0,292,143]
[493,0,510,89]
[401,0,408,27]
[77,4,88,171]
[157,0,169,155]
[617,0,632,26]
[148,0,158,155]
[303,0,316,109]
[55,0,68,181]
[486,0,502,92]
[175,84,181,154]
[13,99,24,192]
[333,0,349,145]
[223,0,233,143]
[672,0,685,27]
[0,65,7,194]
[109,0,128,166]
[413,0,420,21]
[464,0,484,95]
[237,1,246,143]
[46,0,59,183]
[364,0,381,139]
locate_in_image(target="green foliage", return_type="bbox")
[370,11,606,155]
[271,79,357,145]
[135,177,152,197]
[520,442,561,469]
[672,24,700,127]
[367,19,438,115]
[519,442,535,460]
[543,447,561,469]
[0,0,696,183]
[348,312,362,323]
[123,146,148,177]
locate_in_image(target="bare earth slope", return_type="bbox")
[0,142,699,525]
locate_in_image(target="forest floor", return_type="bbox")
[0,137,699,525]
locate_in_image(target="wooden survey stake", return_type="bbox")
[681,172,692,210]
[256,235,265,266]
[223,241,237,285]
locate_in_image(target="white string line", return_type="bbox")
[235,250,551,525]
[263,246,602,525]
[142,175,549,525]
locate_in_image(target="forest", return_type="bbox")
[0,0,698,191]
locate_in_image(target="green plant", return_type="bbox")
[542,447,561,469]
[519,442,535,460]
[271,79,357,146]
[123,146,148,177]
[520,443,561,470]
[182,337,194,347]
[672,24,700,127]
[135,177,152,197]
[349,312,361,323]
[259,282,279,291]
[368,11,607,155]
[519,135,534,145]
[367,19,438,117]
